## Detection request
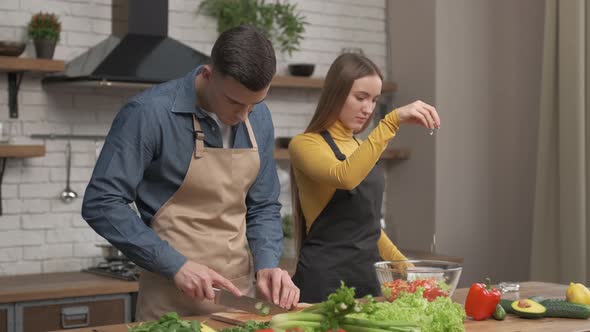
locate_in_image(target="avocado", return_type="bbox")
[511,299,546,319]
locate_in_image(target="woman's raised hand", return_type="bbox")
[395,100,440,130]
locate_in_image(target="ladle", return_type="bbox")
[60,141,78,203]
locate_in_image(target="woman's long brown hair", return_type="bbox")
[291,53,384,255]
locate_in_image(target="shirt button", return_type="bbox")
[212,127,216,131]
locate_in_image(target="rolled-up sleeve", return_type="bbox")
[81,101,187,279]
[245,107,283,273]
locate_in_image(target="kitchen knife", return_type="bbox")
[213,287,288,315]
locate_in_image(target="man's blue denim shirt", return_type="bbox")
[82,67,283,278]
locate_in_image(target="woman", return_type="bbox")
[289,53,440,302]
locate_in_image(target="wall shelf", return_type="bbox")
[0,56,65,119]
[274,148,410,161]
[0,56,65,72]
[0,144,46,216]
[0,144,46,158]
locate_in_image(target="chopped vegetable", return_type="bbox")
[382,278,449,302]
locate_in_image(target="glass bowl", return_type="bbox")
[375,260,463,300]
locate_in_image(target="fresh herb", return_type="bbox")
[128,312,201,332]
[219,320,270,332]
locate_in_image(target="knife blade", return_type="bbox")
[213,287,288,316]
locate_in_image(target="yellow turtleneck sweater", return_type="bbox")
[289,110,408,262]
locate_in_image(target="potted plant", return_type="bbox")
[198,0,307,56]
[27,12,61,59]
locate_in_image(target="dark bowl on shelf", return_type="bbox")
[0,41,26,57]
[288,63,315,77]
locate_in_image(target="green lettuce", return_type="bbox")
[351,289,466,332]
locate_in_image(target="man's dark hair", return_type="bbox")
[210,25,276,91]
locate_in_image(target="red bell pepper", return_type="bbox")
[464,277,501,320]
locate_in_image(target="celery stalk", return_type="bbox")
[270,321,322,330]
[270,312,325,324]
[342,317,419,329]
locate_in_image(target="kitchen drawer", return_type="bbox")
[15,294,130,332]
[0,304,14,332]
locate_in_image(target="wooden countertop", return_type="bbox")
[454,281,590,331]
[52,281,590,332]
[0,272,138,303]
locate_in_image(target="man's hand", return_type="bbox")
[256,268,300,309]
[173,260,242,300]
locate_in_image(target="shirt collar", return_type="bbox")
[171,65,207,119]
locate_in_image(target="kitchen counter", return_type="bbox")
[0,272,138,303]
[455,281,590,331]
[51,281,590,332]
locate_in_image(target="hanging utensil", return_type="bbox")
[60,141,78,203]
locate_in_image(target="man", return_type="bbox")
[82,25,299,321]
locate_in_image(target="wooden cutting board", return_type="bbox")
[210,304,312,325]
[209,297,387,325]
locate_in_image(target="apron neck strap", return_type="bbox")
[244,117,258,150]
[193,114,205,158]
[320,131,346,161]
[192,113,259,157]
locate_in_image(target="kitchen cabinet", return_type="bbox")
[0,272,137,332]
[15,294,130,332]
[0,304,14,332]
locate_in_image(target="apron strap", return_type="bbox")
[320,131,346,161]
[244,117,258,150]
[192,114,205,159]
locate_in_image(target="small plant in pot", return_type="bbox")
[27,12,61,59]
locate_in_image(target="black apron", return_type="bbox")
[292,131,384,303]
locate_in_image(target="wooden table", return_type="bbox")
[53,282,590,332]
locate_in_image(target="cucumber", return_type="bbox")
[529,296,546,303]
[499,299,515,314]
[493,304,506,320]
[540,299,590,319]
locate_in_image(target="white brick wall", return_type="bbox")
[0,0,387,276]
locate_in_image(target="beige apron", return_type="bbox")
[135,114,260,321]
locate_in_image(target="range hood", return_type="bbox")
[43,0,209,88]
